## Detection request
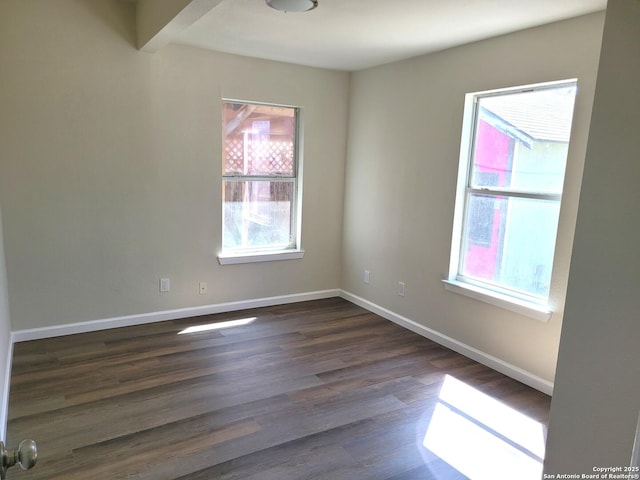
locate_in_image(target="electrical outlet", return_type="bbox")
[364,270,370,284]
[160,278,170,293]
[199,281,207,295]
[398,281,405,297]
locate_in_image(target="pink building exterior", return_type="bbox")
[464,120,512,280]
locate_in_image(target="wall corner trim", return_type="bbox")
[0,334,14,441]
[339,290,554,395]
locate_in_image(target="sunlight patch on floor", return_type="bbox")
[423,374,545,480]
[178,317,257,334]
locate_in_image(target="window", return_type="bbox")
[219,101,303,264]
[446,80,577,316]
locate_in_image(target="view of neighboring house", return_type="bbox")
[462,85,576,299]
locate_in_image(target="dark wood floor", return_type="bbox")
[6,298,551,479]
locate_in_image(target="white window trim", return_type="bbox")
[442,279,552,322]
[445,79,576,320]
[219,100,305,264]
[218,248,305,265]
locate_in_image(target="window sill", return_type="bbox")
[217,249,305,265]
[442,279,552,322]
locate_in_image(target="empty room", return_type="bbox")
[1,0,639,478]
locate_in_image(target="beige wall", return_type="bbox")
[0,207,11,440]
[545,0,640,472]
[0,0,350,329]
[342,13,605,384]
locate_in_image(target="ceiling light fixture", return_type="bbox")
[265,0,318,13]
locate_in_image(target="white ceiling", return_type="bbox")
[155,0,607,71]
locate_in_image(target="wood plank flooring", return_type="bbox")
[6,298,551,479]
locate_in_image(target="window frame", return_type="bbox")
[217,99,305,265]
[444,79,578,321]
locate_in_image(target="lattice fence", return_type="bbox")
[224,137,294,175]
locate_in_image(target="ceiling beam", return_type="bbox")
[136,0,223,53]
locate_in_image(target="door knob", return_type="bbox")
[0,440,37,479]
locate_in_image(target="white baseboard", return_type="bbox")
[1,335,13,441]
[11,289,341,343]
[339,290,554,395]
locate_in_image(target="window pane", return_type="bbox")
[222,103,295,177]
[461,194,560,298]
[223,180,294,250]
[471,85,576,194]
